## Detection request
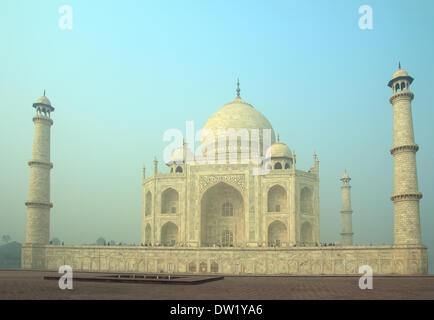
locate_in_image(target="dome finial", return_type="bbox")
[236,78,240,98]
[277,133,280,142]
[398,61,401,69]
[43,89,46,96]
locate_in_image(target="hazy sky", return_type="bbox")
[0,0,433,272]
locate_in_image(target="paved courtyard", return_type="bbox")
[0,270,433,300]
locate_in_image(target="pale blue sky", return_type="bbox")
[0,0,433,272]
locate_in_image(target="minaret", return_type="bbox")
[340,171,353,246]
[25,92,55,245]
[153,157,158,175]
[388,64,422,245]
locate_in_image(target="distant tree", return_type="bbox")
[51,238,61,245]
[1,235,11,243]
[96,237,106,245]
[108,240,116,246]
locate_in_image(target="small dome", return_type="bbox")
[265,141,292,159]
[33,93,54,112]
[387,66,414,88]
[169,145,195,165]
[392,69,408,79]
[341,172,350,180]
[36,95,52,106]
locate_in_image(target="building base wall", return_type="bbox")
[21,244,428,275]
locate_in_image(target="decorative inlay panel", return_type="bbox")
[199,174,246,193]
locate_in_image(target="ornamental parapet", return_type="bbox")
[25,201,53,208]
[294,170,317,180]
[390,192,422,202]
[390,144,419,155]
[389,91,414,104]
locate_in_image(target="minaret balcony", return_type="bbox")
[32,115,54,124]
[390,144,419,155]
[28,160,53,168]
[389,90,414,104]
[390,192,422,202]
[25,201,53,208]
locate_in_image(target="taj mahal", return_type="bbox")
[142,80,319,249]
[22,66,428,275]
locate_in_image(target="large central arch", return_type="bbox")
[200,182,245,247]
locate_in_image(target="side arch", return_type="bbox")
[300,187,313,215]
[300,221,313,245]
[274,162,282,169]
[144,224,151,244]
[160,222,178,246]
[145,191,152,216]
[267,220,287,247]
[267,184,287,212]
[161,188,179,214]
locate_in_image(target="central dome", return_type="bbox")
[203,97,275,137]
[201,93,276,160]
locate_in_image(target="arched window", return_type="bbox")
[274,162,282,170]
[285,162,290,169]
[221,230,233,247]
[210,261,219,273]
[222,202,234,216]
[199,261,207,272]
[395,83,400,92]
[175,166,183,173]
[188,262,196,272]
[170,168,173,173]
